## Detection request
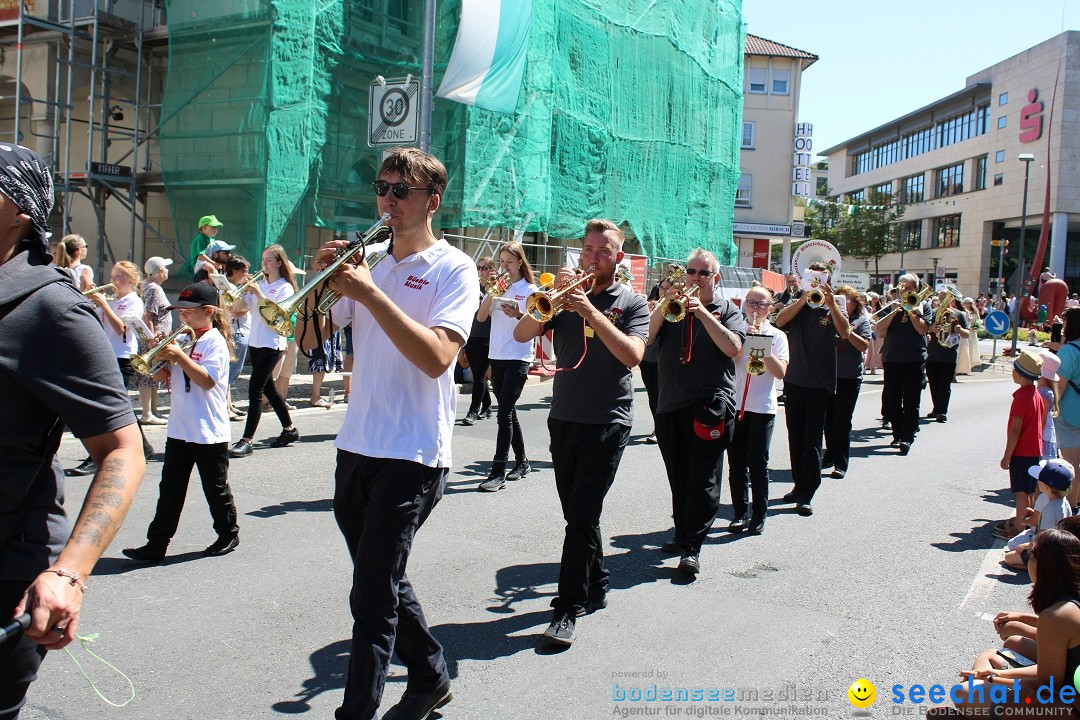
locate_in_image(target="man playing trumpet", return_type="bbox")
[877,273,932,454]
[513,219,649,646]
[648,249,744,575]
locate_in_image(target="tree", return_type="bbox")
[805,188,906,287]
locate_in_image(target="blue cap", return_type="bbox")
[1029,459,1075,491]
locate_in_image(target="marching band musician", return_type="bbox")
[513,219,649,646]
[727,283,789,536]
[649,249,744,576]
[774,261,850,517]
[878,273,932,455]
[822,286,872,479]
[925,289,970,423]
[300,148,476,720]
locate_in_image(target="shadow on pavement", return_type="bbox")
[930,524,997,553]
[272,639,350,714]
[247,498,334,518]
[91,550,208,575]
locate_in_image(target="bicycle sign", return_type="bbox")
[368,77,419,146]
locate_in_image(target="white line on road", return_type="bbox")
[958,538,1008,611]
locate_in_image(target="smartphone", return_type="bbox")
[996,648,1035,668]
[1052,322,1063,344]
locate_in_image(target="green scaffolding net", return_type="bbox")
[160,0,743,272]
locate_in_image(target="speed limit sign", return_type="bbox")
[368,77,420,147]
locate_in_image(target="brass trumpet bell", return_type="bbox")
[130,324,194,377]
[525,269,595,323]
[660,285,700,323]
[222,271,264,306]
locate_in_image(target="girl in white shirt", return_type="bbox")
[122,283,240,562]
[53,233,93,291]
[230,244,300,458]
[726,284,789,535]
[475,242,539,491]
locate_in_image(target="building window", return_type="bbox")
[772,68,790,95]
[997,115,1007,129]
[999,92,1009,105]
[996,150,1005,163]
[747,67,767,94]
[937,163,964,197]
[816,176,828,195]
[901,174,924,204]
[994,173,1004,186]
[873,182,892,200]
[933,215,961,248]
[974,155,988,191]
[742,122,755,149]
[902,127,934,161]
[900,221,922,250]
[736,174,752,207]
[848,189,865,204]
[935,104,990,149]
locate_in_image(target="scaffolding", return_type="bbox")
[0,0,177,277]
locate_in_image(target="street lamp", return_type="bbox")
[1010,153,1036,355]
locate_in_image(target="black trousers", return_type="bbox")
[639,360,659,422]
[654,404,733,552]
[488,359,528,464]
[333,451,448,720]
[118,358,154,456]
[243,346,293,440]
[883,361,925,443]
[727,411,775,521]
[783,383,830,503]
[463,336,492,416]
[824,377,862,473]
[548,418,631,617]
[144,438,238,549]
[926,359,956,417]
[0,581,46,720]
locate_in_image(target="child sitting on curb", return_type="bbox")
[1004,459,1074,570]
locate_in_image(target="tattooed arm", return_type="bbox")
[16,424,145,649]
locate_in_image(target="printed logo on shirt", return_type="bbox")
[405,275,430,291]
[604,307,624,327]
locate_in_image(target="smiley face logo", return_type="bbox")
[847,679,876,708]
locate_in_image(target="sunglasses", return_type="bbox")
[477,265,492,271]
[684,267,713,276]
[373,180,434,199]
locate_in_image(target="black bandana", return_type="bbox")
[0,144,54,258]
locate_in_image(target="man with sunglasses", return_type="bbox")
[774,262,851,517]
[513,219,649,646]
[648,249,744,576]
[301,148,476,720]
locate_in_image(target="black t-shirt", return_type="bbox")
[926,309,970,364]
[837,313,872,380]
[655,299,746,415]
[546,283,649,426]
[782,302,839,392]
[0,253,136,582]
[469,288,491,339]
[882,302,933,363]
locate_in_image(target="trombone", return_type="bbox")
[258,213,392,336]
[130,324,194,377]
[525,267,596,322]
[221,271,264,306]
[82,283,116,299]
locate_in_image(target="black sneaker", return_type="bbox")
[831,468,847,479]
[506,459,531,481]
[796,503,814,517]
[882,420,891,430]
[203,535,239,557]
[541,613,576,646]
[461,412,479,426]
[728,516,750,533]
[65,458,98,477]
[478,473,505,492]
[782,491,799,503]
[479,408,492,419]
[677,552,701,575]
[820,456,834,469]
[270,427,300,448]
[122,544,166,563]
[937,414,947,423]
[229,439,254,458]
[382,681,453,720]
[898,441,910,456]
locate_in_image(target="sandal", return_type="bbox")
[310,398,331,409]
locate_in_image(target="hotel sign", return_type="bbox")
[733,222,790,236]
[792,122,813,197]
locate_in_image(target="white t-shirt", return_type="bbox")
[733,319,789,416]
[224,279,253,338]
[488,276,538,362]
[166,327,231,444]
[333,239,477,468]
[99,292,144,359]
[247,278,294,350]
[69,262,93,289]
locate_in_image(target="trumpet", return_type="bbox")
[806,287,825,309]
[903,284,936,313]
[316,251,387,314]
[745,313,768,376]
[258,213,392,336]
[130,324,194,377]
[484,268,511,296]
[660,285,701,323]
[525,267,596,322]
[222,272,264,306]
[82,283,116,298]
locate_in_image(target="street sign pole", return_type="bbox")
[419,0,436,152]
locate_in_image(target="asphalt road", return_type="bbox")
[22,366,1029,720]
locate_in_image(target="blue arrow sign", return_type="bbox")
[985,310,1010,337]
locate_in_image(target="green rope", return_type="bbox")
[62,632,136,707]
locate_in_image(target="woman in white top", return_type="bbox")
[475,241,538,491]
[963,297,982,372]
[52,234,93,291]
[230,244,300,458]
[727,284,789,535]
[136,256,173,425]
[122,282,240,562]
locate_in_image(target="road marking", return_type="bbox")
[958,538,1008,611]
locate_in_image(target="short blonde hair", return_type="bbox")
[584,219,624,249]
[688,248,719,274]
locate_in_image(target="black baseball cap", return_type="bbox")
[167,283,219,309]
